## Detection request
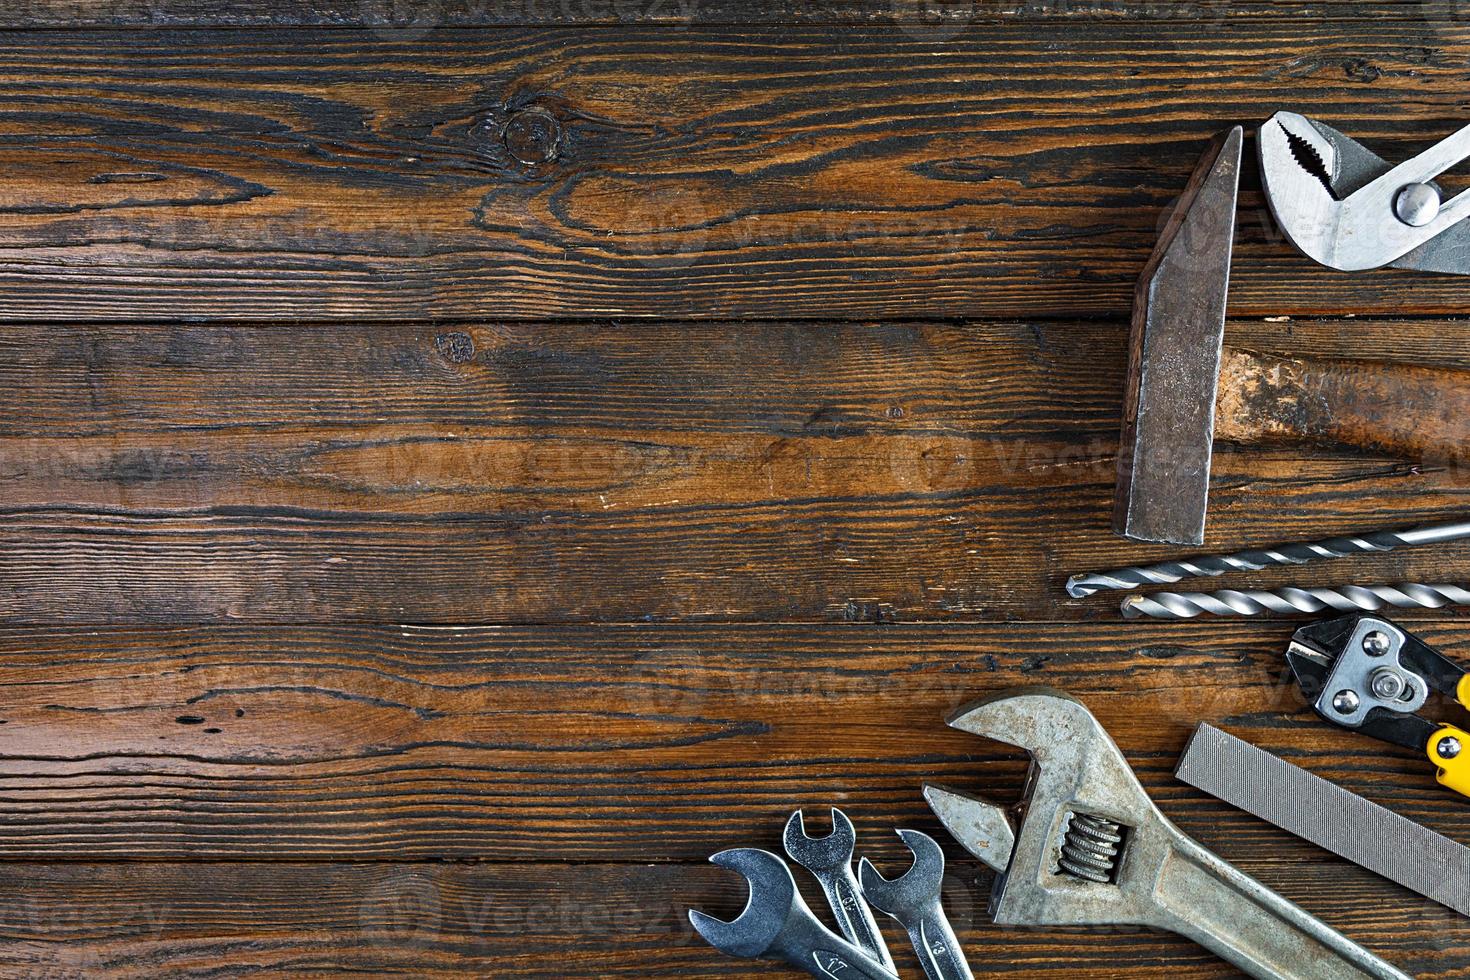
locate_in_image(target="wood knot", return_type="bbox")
[434,331,476,363]
[499,108,562,166]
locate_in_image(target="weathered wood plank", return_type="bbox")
[0,0,1454,28]
[0,621,1467,862]
[1,25,1469,320]
[0,859,1454,978]
[3,318,1468,624]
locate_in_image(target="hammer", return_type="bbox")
[1115,126,1470,546]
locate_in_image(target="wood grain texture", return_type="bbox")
[1,618,1467,976]
[2,24,1470,320]
[3,318,1468,624]
[0,620,1466,863]
[0,859,1458,979]
[0,0,1457,28]
[6,14,1470,979]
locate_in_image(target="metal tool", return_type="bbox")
[1114,119,1470,547]
[924,687,1410,979]
[1177,722,1470,917]
[1069,517,1470,598]
[1114,126,1241,547]
[857,829,973,980]
[783,807,895,972]
[1288,613,1470,797]
[1261,111,1470,273]
[688,848,900,980]
[1121,582,1470,619]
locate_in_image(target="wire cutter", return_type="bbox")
[1287,613,1470,796]
[1259,111,1470,273]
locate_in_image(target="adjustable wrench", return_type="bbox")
[783,807,895,972]
[688,848,900,980]
[858,828,973,980]
[924,687,1410,980]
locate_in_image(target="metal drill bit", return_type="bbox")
[1068,519,1470,598]
[1120,583,1470,620]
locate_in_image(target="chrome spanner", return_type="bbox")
[783,807,895,973]
[924,688,1411,980]
[689,848,900,980]
[858,828,973,980]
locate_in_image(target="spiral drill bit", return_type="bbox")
[1067,519,1470,598]
[1120,583,1470,620]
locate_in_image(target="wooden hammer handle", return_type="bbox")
[1215,346,1470,465]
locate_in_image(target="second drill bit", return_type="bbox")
[1068,519,1470,598]
[1121,583,1470,619]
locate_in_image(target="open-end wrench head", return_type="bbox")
[783,806,857,873]
[688,848,801,958]
[856,828,945,915]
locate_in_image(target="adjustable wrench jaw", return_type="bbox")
[926,688,1172,928]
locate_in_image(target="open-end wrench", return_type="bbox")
[924,687,1411,980]
[783,807,895,973]
[689,848,900,980]
[858,828,974,980]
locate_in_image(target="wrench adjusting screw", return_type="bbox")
[1056,812,1125,884]
[1332,689,1361,714]
[1394,182,1442,227]
[1361,630,1392,657]
[1438,736,1463,760]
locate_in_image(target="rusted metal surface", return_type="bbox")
[1113,127,1242,546]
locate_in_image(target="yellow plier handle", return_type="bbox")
[1427,676,1470,796]
[1428,724,1470,796]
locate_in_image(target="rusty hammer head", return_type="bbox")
[1113,127,1242,546]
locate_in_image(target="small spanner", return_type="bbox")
[783,807,895,973]
[688,848,900,980]
[858,828,974,980]
[924,687,1411,980]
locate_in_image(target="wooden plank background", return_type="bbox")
[4,3,1470,977]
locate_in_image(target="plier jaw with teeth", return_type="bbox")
[1260,111,1470,274]
[1287,613,1470,796]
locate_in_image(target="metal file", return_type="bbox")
[1176,723,1470,917]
